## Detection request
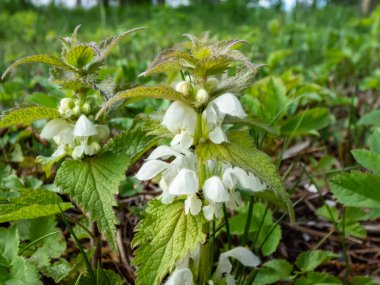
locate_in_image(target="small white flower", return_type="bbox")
[175,81,192,97]
[74,115,97,137]
[135,160,170,180]
[203,93,246,144]
[203,176,230,203]
[162,101,197,149]
[196,88,209,105]
[184,194,202,216]
[168,168,199,195]
[213,247,260,285]
[40,119,74,157]
[203,202,223,221]
[165,268,193,285]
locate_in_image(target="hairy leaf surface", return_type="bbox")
[0,106,59,128]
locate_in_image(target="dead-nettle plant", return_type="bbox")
[1,28,295,284]
[101,34,295,284]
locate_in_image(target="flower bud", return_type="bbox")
[175,81,192,97]
[196,88,209,105]
[72,105,81,116]
[205,77,218,91]
[81,103,92,114]
[90,141,101,154]
[59,98,75,110]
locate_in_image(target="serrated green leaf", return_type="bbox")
[100,27,144,57]
[132,200,206,285]
[55,152,128,252]
[254,259,293,285]
[358,109,380,127]
[367,128,380,154]
[280,108,330,136]
[295,272,342,285]
[196,131,294,221]
[0,106,59,128]
[135,114,172,138]
[40,259,72,283]
[2,55,75,80]
[0,189,72,223]
[65,45,95,69]
[352,149,380,173]
[0,225,19,267]
[330,172,380,208]
[295,250,338,272]
[98,86,188,118]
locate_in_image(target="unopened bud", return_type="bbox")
[90,141,101,154]
[59,98,74,109]
[175,81,192,97]
[72,105,81,116]
[196,88,209,105]
[81,103,91,114]
[205,77,218,91]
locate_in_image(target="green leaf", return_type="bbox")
[352,149,380,173]
[295,272,342,285]
[0,189,72,223]
[98,86,188,118]
[254,259,293,285]
[65,45,95,69]
[132,200,206,285]
[55,152,128,252]
[2,55,75,80]
[229,202,281,256]
[351,276,379,285]
[367,128,380,154]
[0,225,19,267]
[330,172,380,208]
[196,131,294,221]
[280,108,330,136]
[358,109,380,127]
[100,27,144,57]
[0,106,59,128]
[78,269,124,285]
[295,250,338,272]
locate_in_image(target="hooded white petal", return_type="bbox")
[148,145,180,160]
[74,115,97,137]
[211,93,247,118]
[135,160,170,180]
[171,131,194,149]
[165,268,193,285]
[209,127,228,144]
[219,247,261,268]
[202,205,214,221]
[168,169,199,195]
[162,101,197,135]
[72,145,85,160]
[203,176,230,203]
[40,119,73,139]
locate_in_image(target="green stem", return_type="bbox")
[19,231,59,255]
[223,204,232,249]
[242,196,255,245]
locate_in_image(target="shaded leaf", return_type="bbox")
[352,149,380,173]
[254,259,293,285]
[295,250,338,272]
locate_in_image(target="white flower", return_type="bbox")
[176,81,192,97]
[203,203,223,221]
[203,93,247,144]
[213,247,260,285]
[165,268,193,285]
[40,119,74,157]
[136,145,201,214]
[223,166,266,192]
[162,101,197,149]
[203,176,230,203]
[74,115,97,137]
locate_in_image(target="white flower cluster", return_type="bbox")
[40,98,109,160]
[58,97,95,119]
[165,245,260,285]
[136,80,266,220]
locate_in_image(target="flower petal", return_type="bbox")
[211,93,247,118]
[185,195,202,216]
[165,268,193,285]
[162,101,197,135]
[168,169,199,195]
[74,115,97,137]
[135,160,169,180]
[220,247,261,268]
[202,205,214,221]
[203,176,230,203]
[209,127,228,144]
[40,119,72,139]
[148,145,180,160]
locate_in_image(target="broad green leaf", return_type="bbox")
[196,131,294,221]
[40,259,72,283]
[295,272,341,285]
[280,108,330,136]
[0,225,18,267]
[254,259,293,285]
[0,106,59,128]
[0,189,72,223]
[55,152,128,252]
[367,128,380,154]
[351,276,379,285]
[98,86,188,118]
[78,269,124,285]
[295,250,338,272]
[65,45,95,69]
[358,109,380,127]
[229,202,281,256]
[330,172,380,208]
[2,55,75,80]
[352,149,380,173]
[132,200,206,285]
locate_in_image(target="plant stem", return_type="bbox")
[242,196,254,245]
[223,204,231,249]
[91,222,102,269]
